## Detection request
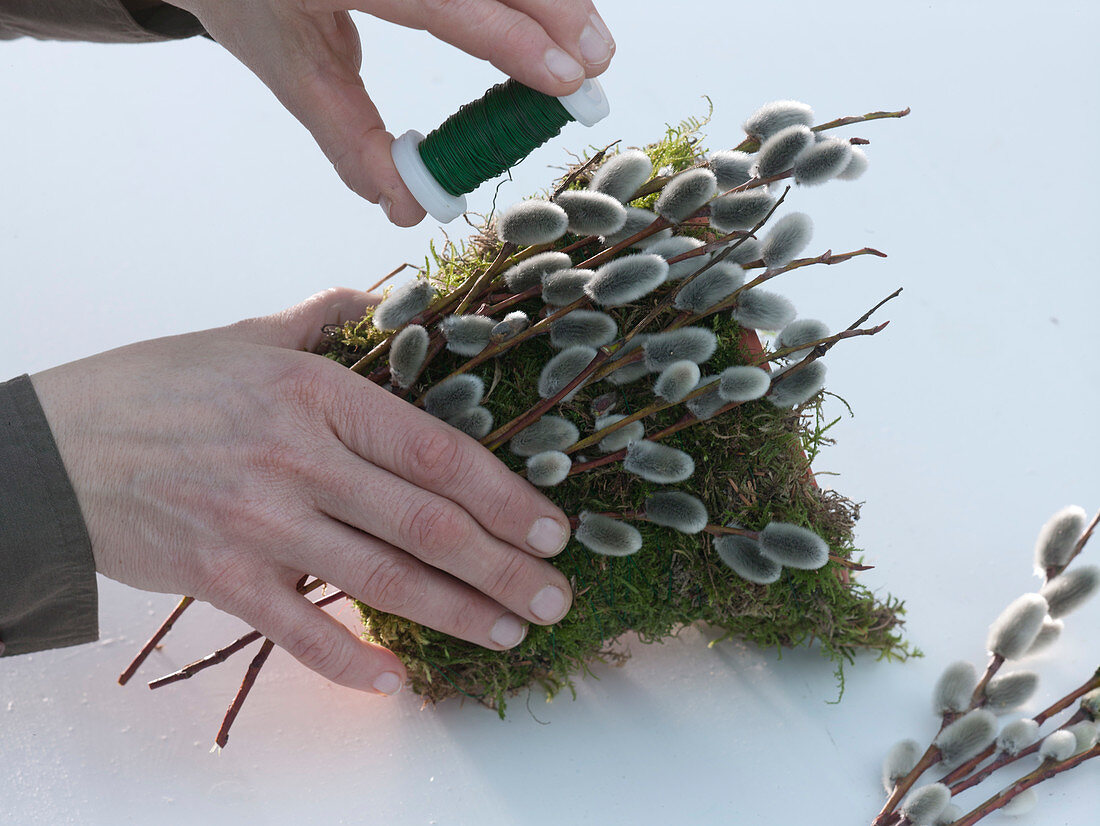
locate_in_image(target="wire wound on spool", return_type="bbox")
[393,78,609,222]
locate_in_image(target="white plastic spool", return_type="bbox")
[392,78,610,223]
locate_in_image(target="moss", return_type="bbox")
[318,112,914,714]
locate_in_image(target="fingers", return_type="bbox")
[285,518,538,650]
[353,0,615,96]
[329,379,572,558]
[310,442,572,625]
[212,570,407,694]
[219,287,380,350]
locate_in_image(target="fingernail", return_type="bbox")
[527,517,568,555]
[490,614,527,648]
[529,585,568,623]
[373,671,403,695]
[544,47,584,84]
[379,195,393,220]
[579,14,614,66]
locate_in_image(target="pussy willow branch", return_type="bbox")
[939,668,1100,789]
[948,742,1099,826]
[148,587,344,690]
[215,638,275,749]
[1048,505,1100,580]
[553,140,620,198]
[118,596,194,686]
[873,745,944,826]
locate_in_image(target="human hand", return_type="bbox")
[169,1,616,226]
[31,288,573,694]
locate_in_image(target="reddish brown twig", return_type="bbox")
[214,638,275,749]
[118,595,194,686]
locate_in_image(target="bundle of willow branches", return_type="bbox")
[123,101,916,746]
[874,505,1099,825]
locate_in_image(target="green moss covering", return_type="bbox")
[317,112,913,714]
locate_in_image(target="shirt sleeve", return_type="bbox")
[0,1,205,44]
[0,374,99,657]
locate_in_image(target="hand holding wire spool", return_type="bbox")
[170,0,616,225]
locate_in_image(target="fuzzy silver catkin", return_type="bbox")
[754,125,815,180]
[504,251,572,292]
[644,491,709,534]
[932,661,978,715]
[716,236,762,265]
[373,278,434,331]
[685,376,725,420]
[605,336,651,386]
[542,268,595,306]
[760,212,813,269]
[586,254,669,307]
[446,406,493,440]
[934,709,998,765]
[793,137,854,186]
[655,168,718,223]
[648,236,707,280]
[1039,565,1100,618]
[643,328,718,371]
[388,324,429,388]
[526,451,572,487]
[1039,730,1077,762]
[715,533,782,584]
[1082,687,1100,718]
[759,522,829,569]
[708,149,755,190]
[709,190,777,234]
[1000,788,1038,816]
[987,593,1049,658]
[767,361,827,408]
[934,804,962,826]
[836,146,868,180]
[717,366,771,402]
[654,360,701,403]
[594,414,645,453]
[588,149,653,203]
[775,318,830,360]
[550,310,618,349]
[673,263,744,313]
[732,289,797,331]
[554,190,628,236]
[743,100,814,140]
[423,374,484,420]
[1068,721,1099,753]
[509,415,579,457]
[899,783,951,826]
[996,719,1040,755]
[983,671,1039,713]
[623,440,695,483]
[538,345,597,400]
[882,739,923,792]
[490,311,530,342]
[496,199,569,246]
[601,207,672,248]
[441,314,495,356]
[576,511,643,556]
[1034,505,1087,574]
[1026,617,1063,655]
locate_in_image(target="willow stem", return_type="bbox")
[872,745,942,826]
[970,654,1005,707]
[1046,504,1099,580]
[214,638,275,749]
[948,744,1099,826]
[118,595,194,686]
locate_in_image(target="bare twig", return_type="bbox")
[214,638,275,749]
[118,596,194,686]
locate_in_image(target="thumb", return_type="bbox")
[220,287,379,351]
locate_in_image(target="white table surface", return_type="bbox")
[2,2,1097,824]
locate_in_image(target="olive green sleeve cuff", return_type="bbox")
[0,1,205,44]
[0,374,99,657]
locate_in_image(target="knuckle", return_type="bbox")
[408,427,467,488]
[282,623,353,683]
[477,478,529,535]
[359,555,425,613]
[402,497,472,560]
[484,553,533,603]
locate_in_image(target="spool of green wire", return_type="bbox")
[392,77,609,223]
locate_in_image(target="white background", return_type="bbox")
[2,1,1098,823]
